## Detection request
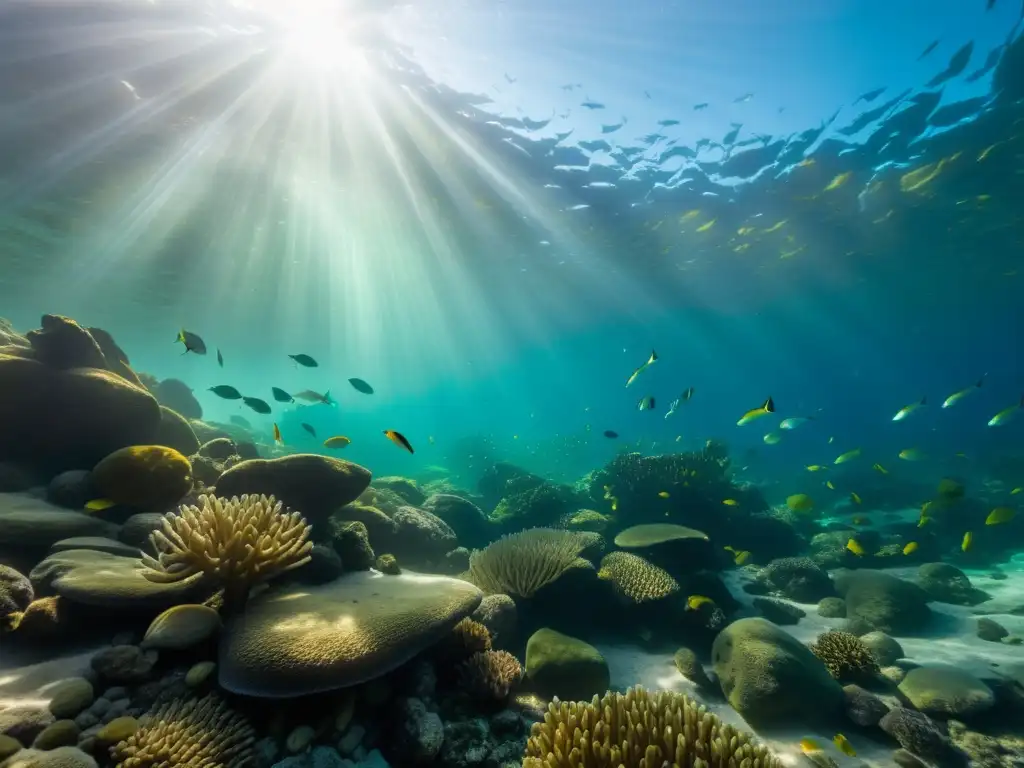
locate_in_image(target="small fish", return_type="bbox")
[988,396,1023,427]
[427,436,435,444]
[834,448,862,465]
[637,395,656,411]
[780,416,813,430]
[918,39,939,60]
[903,541,919,555]
[625,350,658,387]
[733,550,751,565]
[85,498,116,511]
[696,218,716,232]
[273,423,282,443]
[806,465,828,472]
[686,595,714,611]
[349,378,374,395]
[665,398,680,418]
[872,462,888,474]
[786,493,814,513]
[899,448,925,461]
[209,385,242,400]
[962,531,973,552]
[918,516,931,528]
[1012,487,1022,495]
[294,389,334,405]
[384,429,414,454]
[603,430,619,438]
[242,397,272,414]
[175,329,207,355]
[289,353,318,367]
[737,397,775,426]
[323,435,352,449]
[850,492,862,505]
[942,376,985,408]
[893,396,927,421]
[658,491,670,498]
[682,387,695,401]
[723,499,739,506]
[799,738,822,754]
[229,415,251,428]
[217,349,224,367]
[826,481,835,490]
[301,423,317,438]
[986,507,1016,525]
[272,387,295,403]
[825,172,851,191]
[846,538,865,556]
[833,734,856,758]
[763,431,782,445]
[828,436,835,443]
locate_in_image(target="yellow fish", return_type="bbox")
[826,481,835,490]
[1012,487,1022,495]
[872,462,888,474]
[787,494,814,513]
[977,142,1002,162]
[850,492,862,505]
[893,396,927,421]
[899,448,925,461]
[763,219,787,233]
[846,538,865,556]
[733,550,751,565]
[834,448,862,465]
[686,595,714,611]
[962,531,973,552]
[273,423,283,444]
[903,541,918,555]
[85,498,116,511]
[658,491,670,498]
[722,499,739,506]
[825,172,851,191]
[942,376,985,408]
[988,396,1023,427]
[625,350,658,387]
[696,218,717,233]
[323,435,352,449]
[679,209,701,223]
[799,738,823,756]
[833,733,856,757]
[807,465,828,472]
[918,516,931,528]
[986,507,1016,525]
[737,397,775,426]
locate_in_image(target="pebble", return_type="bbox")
[287,725,316,753]
[48,678,95,719]
[338,724,366,755]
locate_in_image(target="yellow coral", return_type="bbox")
[466,528,594,598]
[597,551,679,602]
[110,694,254,768]
[808,629,880,682]
[141,494,312,612]
[524,686,782,768]
[458,650,523,702]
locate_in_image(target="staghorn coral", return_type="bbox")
[597,551,679,603]
[110,694,254,768]
[457,649,523,703]
[523,685,782,768]
[808,629,880,683]
[141,493,312,613]
[465,528,594,598]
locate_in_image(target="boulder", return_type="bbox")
[834,569,933,634]
[151,378,202,420]
[0,494,119,554]
[389,506,457,565]
[898,665,996,719]
[917,563,990,606]
[25,315,106,370]
[525,628,609,701]
[45,470,97,509]
[859,631,904,666]
[91,445,193,510]
[153,407,201,457]
[422,494,495,549]
[373,477,426,506]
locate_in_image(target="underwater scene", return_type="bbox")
[2,0,1024,766]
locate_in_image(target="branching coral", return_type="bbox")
[141,493,312,613]
[457,649,523,703]
[597,551,679,603]
[465,528,594,598]
[109,694,255,768]
[808,629,880,683]
[434,617,493,669]
[523,685,782,768]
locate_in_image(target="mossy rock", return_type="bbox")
[0,746,98,767]
[897,665,995,719]
[95,716,139,746]
[834,569,933,634]
[0,496,119,554]
[0,734,21,761]
[91,445,193,510]
[153,406,201,457]
[31,719,80,749]
[141,603,222,650]
[525,628,609,701]
[47,678,93,718]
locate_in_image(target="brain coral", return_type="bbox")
[465,527,594,598]
[597,551,679,603]
[523,685,782,768]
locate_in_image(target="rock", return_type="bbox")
[272,746,352,768]
[442,548,470,575]
[49,537,140,557]
[471,594,517,646]
[711,616,843,726]
[421,494,494,548]
[154,407,201,457]
[373,478,426,506]
[389,506,457,565]
[186,661,217,688]
[0,746,98,767]
[334,505,398,545]
[334,521,375,571]
[898,665,995,719]
[45,471,97,509]
[976,617,1008,642]
[94,716,138,746]
[374,554,400,575]
[117,513,163,552]
[0,563,33,622]
[31,719,80,749]
[287,725,316,753]
[879,708,968,767]
[817,596,846,618]
[0,462,39,493]
[151,378,202,420]
[833,569,933,634]
[90,645,157,684]
[0,495,119,554]
[30,549,207,611]
[215,454,372,524]
[389,698,443,764]
[0,355,161,473]
[0,735,21,761]
[0,707,54,743]
[751,597,805,625]
[83,326,144,388]
[859,631,904,666]
[524,628,609,701]
[91,445,193,510]
[141,604,222,650]
[338,725,365,755]
[8,595,65,639]
[881,665,907,684]
[917,563,989,606]
[47,678,94,718]
[842,684,889,726]
[218,570,482,697]
[199,438,236,461]
[892,748,930,768]
[299,545,345,584]
[760,557,834,602]
[25,315,107,370]
[672,647,714,691]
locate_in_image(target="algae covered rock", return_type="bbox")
[91,645,157,684]
[422,493,494,548]
[91,445,194,510]
[389,505,457,564]
[153,406,201,457]
[0,563,33,625]
[0,495,119,554]
[47,678,94,718]
[45,470,97,509]
[916,562,990,606]
[524,628,609,701]
[859,631,904,666]
[142,604,222,650]
[760,557,834,602]
[879,707,969,767]
[214,454,372,523]
[25,315,107,370]
[0,746,98,768]
[711,617,843,726]
[834,569,933,634]
[897,665,996,719]
[218,570,482,697]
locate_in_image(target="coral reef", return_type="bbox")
[596,551,680,603]
[465,527,594,598]
[808,629,880,683]
[457,650,523,704]
[522,686,782,768]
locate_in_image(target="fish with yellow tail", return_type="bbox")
[834,448,861,465]
[686,595,715,611]
[625,350,658,387]
[833,734,856,757]
[737,396,775,426]
[988,396,1023,427]
[174,328,207,355]
[899,448,926,461]
[942,375,986,408]
[798,739,839,768]
[986,507,1016,525]
[872,462,888,474]
[273,423,282,444]
[850,492,862,505]
[962,531,973,552]
[383,430,414,454]
[846,538,865,556]
[893,396,926,421]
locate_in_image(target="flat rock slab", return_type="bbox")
[0,493,118,550]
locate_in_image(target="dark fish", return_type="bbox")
[637,396,655,411]
[289,354,318,367]
[294,389,334,405]
[349,378,374,395]
[854,87,885,104]
[272,387,295,403]
[217,349,224,367]
[603,430,619,439]
[918,39,939,60]
[242,396,272,414]
[682,387,695,401]
[693,102,709,110]
[384,429,414,454]
[229,415,252,428]
[209,385,242,400]
[301,423,317,437]
[926,41,974,88]
[175,329,206,355]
